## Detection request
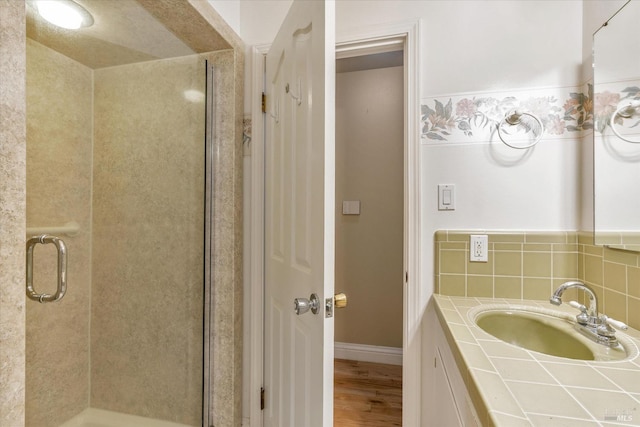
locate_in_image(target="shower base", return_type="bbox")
[59,408,194,427]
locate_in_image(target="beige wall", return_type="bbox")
[334,66,403,348]
[435,230,640,331]
[0,1,26,424]
[25,39,93,427]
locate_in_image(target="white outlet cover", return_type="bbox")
[470,235,488,262]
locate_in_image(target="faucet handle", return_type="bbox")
[568,300,587,312]
[604,316,628,331]
[568,300,590,325]
[597,315,627,338]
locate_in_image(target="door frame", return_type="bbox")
[247,19,422,426]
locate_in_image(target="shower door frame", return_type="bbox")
[203,58,216,427]
[201,50,244,427]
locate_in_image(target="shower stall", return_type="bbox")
[21,1,243,426]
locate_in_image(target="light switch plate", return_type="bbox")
[438,184,455,211]
[342,200,361,215]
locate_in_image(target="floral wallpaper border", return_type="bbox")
[592,82,640,134]
[420,83,640,144]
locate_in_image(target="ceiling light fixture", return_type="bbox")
[33,0,94,30]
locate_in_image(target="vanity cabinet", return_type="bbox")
[430,317,480,427]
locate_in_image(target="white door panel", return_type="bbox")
[264,1,335,426]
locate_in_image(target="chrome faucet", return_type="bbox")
[550,280,628,347]
[550,280,598,319]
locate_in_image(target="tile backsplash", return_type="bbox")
[435,230,640,330]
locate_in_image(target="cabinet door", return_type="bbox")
[433,347,464,427]
[433,320,480,427]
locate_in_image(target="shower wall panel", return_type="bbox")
[25,39,93,427]
[0,2,27,424]
[91,55,205,425]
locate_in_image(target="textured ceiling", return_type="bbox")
[26,0,231,69]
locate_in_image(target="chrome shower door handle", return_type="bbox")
[26,234,68,303]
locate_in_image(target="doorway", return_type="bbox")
[247,21,421,425]
[333,47,404,426]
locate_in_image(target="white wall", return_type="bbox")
[236,0,291,46]
[338,1,583,96]
[232,1,582,93]
[207,0,241,35]
[236,0,585,233]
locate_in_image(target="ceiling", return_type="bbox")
[337,50,403,73]
[26,0,231,69]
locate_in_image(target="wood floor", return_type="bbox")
[334,359,402,426]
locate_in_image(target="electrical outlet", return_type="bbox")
[470,235,488,262]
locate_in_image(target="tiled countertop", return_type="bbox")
[434,295,640,426]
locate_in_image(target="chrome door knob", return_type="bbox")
[294,293,319,315]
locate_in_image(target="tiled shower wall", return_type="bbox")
[435,231,640,330]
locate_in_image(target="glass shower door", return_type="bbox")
[26,12,207,427]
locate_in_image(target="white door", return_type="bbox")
[264,1,335,427]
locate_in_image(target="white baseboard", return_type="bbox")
[334,342,403,366]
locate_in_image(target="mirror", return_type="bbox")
[593,0,640,251]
